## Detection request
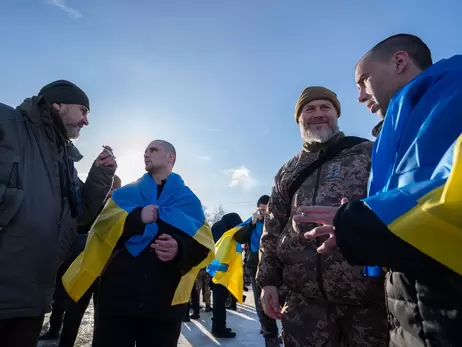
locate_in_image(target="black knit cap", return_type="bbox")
[38,80,90,111]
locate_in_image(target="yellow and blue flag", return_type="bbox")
[206,218,252,303]
[62,172,215,305]
[364,55,462,275]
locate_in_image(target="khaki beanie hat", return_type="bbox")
[295,86,341,123]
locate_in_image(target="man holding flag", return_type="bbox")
[208,213,243,338]
[295,34,462,347]
[63,140,215,347]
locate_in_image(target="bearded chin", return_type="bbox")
[301,125,339,144]
[66,126,80,140]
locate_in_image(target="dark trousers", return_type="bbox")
[59,281,98,347]
[251,273,278,338]
[0,315,45,347]
[190,284,200,314]
[49,262,69,332]
[212,284,227,329]
[93,314,182,347]
[184,286,200,319]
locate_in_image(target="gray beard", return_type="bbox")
[301,125,339,144]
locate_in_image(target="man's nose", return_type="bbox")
[358,88,369,104]
[82,116,89,126]
[312,108,324,118]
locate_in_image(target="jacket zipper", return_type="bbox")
[312,155,328,301]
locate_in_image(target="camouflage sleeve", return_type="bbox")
[347,141,374,201]
[256,168,290,288]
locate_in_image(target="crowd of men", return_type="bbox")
[0,33,461,347]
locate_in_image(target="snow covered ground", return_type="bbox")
[38,288,281,346]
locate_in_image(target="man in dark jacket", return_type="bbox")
[234,195,280,347]
[296,34,462,347]
[91,140,212,347]
[0,80,116,347]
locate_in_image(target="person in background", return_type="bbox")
[210,213,243,338]
[183,287,200,322]
[40,176,122,346]
[234,195,280,347]
[196,268,213,312]
[257,86,388,346]
[0,80,116,347]
[296,34,462,347]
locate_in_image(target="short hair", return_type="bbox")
[257,195,270,206]
[369,34,432,71]
[155,140,176,165]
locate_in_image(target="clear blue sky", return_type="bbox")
[1,0,461,218]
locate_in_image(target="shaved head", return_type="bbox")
[360,34,432,71]
[355,34,432,120]
[154,140,176,166]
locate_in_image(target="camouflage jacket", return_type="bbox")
[257,133,384,305]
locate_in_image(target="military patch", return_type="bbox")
[325,162,342,180]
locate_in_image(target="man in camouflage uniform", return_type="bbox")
[257,86,388,347]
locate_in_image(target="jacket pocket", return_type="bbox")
[0,184,24,228]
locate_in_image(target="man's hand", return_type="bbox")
[305,225,337,254]
[292,198,349,254]
[151,234,179,262]
[141,205,159,224]
[252,210,263,225]
[261,286,282,320]
[95,145,118,169]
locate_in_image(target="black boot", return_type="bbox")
[213,328,236,338]
[211,318,232,334]
[190,312,200,320]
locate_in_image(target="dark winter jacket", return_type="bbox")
[97,180,210,320]
[0,98,114,319]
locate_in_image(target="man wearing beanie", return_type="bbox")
[257,86,388,346]
[0,80,117,347]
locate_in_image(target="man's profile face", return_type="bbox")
[144,141,173,173]
[54,103,89,139]
[355,54,398,120]
[258,203,268,214]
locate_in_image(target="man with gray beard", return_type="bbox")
[257,86,388,346]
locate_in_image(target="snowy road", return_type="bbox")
[38,289,281,346]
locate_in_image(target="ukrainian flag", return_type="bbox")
[206,218,251,303]
[63,173,215,305]
[364,55,462,275]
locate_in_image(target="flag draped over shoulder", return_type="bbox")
[62,173,215,305]
[363,55,462,275]
[206,218,251,303]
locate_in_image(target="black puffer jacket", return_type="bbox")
[386,271,462,347]
[334,201,462,347]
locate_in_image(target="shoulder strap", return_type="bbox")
[288,136,368,203]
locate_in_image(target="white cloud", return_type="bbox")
[225,165,258,190]
[46,0,82,19]
[198,155,212,161]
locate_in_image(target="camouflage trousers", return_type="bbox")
[281,292,388,347]
[196,269,212,306]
